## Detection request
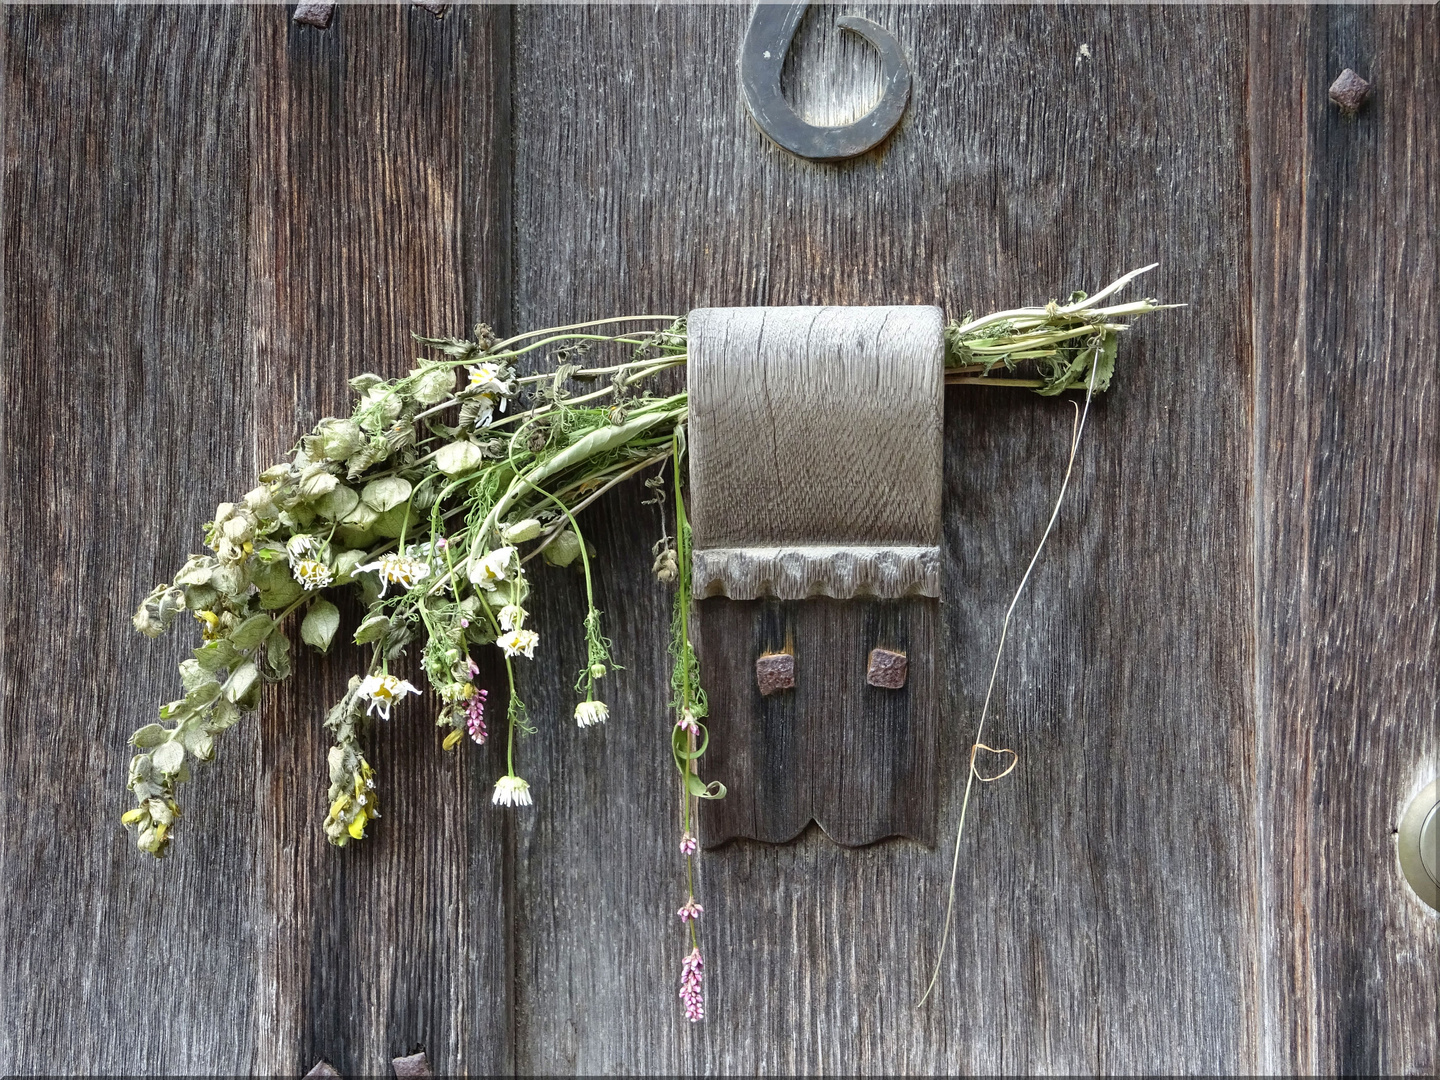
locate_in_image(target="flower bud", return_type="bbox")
[221,514,255,544]
[589,662,607,680]
[243,485,278,519]
[121,807,147,826]
[314,419,366,462]
[501,518,543,544]
[413,366,457,406]
[442,728,464,752]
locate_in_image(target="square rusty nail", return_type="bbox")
[293,1,335,29]
[1328,68,1371,114]
[392,1052,432,1078]
[866,648,908,689]
[755,652,795,696]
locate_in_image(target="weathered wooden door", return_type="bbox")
[3,4,1436,1074]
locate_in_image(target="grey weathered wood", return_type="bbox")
[1250,7,1440,1074]
[247,7,511,1076]
[1,5,513,1075]
[687,305,943,845]
[687,304,943,584]
[507,3,1262,1072]
[3,3,1437,1076]
[0,6,261,1072]
[696,596,939,847]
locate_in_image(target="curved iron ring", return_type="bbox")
[739,3,911,162]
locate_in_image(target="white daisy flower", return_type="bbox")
[492,774,532,807]
[356,552,432,597]
[574,700,609,728]
[287,534,321,564]
[468,545,515,591]
[357,673,421,719]
[466,362,514,398]
[293,558,334,591]
[498,604,527,632]
[497,628,539,659]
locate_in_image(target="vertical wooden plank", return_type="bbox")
[507,4,1258,1072]
[1250,7,1440,1074]
[246,6,511,1075]
[0,6,259,1072]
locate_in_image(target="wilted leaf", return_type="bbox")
[361,476,413,513]
[301,597,341,654]
[230,614,274,650]
[354,614,389,645]
[129,724,168,749]
[434,440,484,477]
[152,741,185,775]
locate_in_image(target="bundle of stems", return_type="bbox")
[125,266,1171,1021]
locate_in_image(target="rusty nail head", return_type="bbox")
[392,1051,433,1078]
[292,1,335,29]
[755,652,795,696]
[1329,69,1371,114]
[867,648,908,689]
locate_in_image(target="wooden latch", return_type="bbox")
[687,306,943,846]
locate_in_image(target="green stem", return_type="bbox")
[490,314,678,352]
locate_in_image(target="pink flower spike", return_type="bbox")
[466,688,490,744]
[679,832,698,856]
[678,947,704,1022]
[677,898,703,923]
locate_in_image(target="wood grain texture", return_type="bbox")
[0,6,260,1072]
[697,596,939,848]
[247,6,511,1076]
[507,4,1260,1072]
[687,304,943,557]
[3,3,1436,1075]
[1249,7,1440,1075]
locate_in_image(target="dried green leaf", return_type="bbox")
[361,476,413,513]
[152,741,185,775]
[434,440,484,477]
[130,724,168,749]
[230,614,275,650]
[224,661,260,704]
[301,597,341,654]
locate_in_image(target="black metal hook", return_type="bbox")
[739,2,911,162]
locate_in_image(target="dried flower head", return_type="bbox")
[497,628,539,659]
[676,707,700,738]
[357,553,431,597]
[466,688,489,744]
[293,558,334,591]
[678,948,704,1022]
[498,604,527,632]
[574,699,609,728]
[357,673,420,720]
[469,545,515,590]
[492,774,532,807]
[677,898,703,923]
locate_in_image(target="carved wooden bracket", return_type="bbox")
[688,306,943,847]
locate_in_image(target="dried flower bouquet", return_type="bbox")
[128,267,1170,1021]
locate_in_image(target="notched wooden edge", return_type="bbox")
[702,816,936,851]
